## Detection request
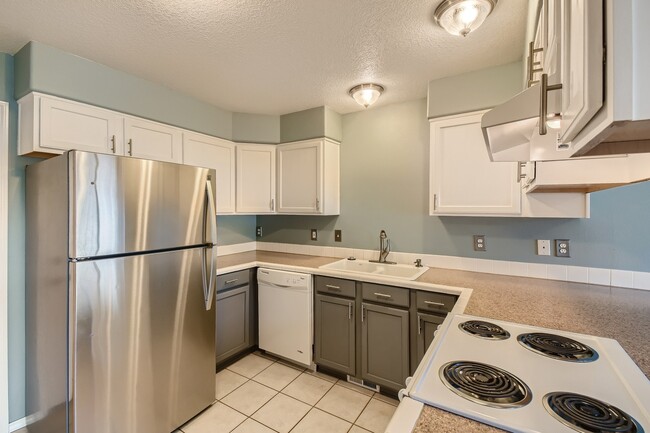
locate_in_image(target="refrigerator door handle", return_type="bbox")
[202,177,217,310]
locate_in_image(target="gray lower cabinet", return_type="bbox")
[216,270,255,365]
[361,302,410,390]
[416,312,445,364]
[314,294,356,375]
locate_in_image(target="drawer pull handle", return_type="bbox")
[374,292,392,299]
[225,279,239,284]
[325,285,341,291]
[424,300,445,307]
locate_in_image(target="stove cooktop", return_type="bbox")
[406,314,650,433]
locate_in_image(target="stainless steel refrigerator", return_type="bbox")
[25,151,217,433]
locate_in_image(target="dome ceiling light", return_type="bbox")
[349,83,385,108]
[434,0,498,37]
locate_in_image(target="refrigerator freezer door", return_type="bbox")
[71,248,216,433]
[70,151,216,259]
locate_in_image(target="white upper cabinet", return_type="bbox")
[430,111,521,216]
[19,92,123,156]
[557,0,604,144]
[19,92,183,163]
[183,132,236,214]
[236,144,276,214]
[124,117,183,163]
[277,139,340,215]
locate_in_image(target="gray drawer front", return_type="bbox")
[361,283,409,308]
[217,269,250,293]
[416,291,457,313]
[315,276,356,298]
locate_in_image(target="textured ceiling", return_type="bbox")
[0,0,527,115]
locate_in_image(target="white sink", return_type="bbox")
[319,259,428,281]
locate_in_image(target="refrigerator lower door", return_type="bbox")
[70,248,216,433]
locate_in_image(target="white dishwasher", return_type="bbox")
[257,268,313,367]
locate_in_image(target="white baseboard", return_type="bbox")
[9,417,25,432]
[254,241,650,291]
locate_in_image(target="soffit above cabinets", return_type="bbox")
[0,0,526,115]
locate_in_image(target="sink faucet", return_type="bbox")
[370,230,396,264]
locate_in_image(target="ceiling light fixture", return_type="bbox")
[434,0,498,37]
[349,83,384,108]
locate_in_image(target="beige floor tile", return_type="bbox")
[227,354,274,378]
[231,418,276,433]
[315,384,371,423]
[253,362,302,391]
[216,369,249,400]
[335,379,375,397]
[182,402,246,433]
[372,393,399,406]
[281,372,334,405]
[290,408,351,433]
[349,426,372,433]
[251,393,310,433]
[354,398,397,433]
[221,380,277,416]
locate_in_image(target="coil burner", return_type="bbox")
[518,333,599,362]
[439,361,532,409]
[459,320,511,340]
[544,392,644,433]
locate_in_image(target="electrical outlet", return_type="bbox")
[555,239,570,257]
[537,239,551,256]
[310,229,318,241]
[256,226,263,237]
[473,235,486,252]
[334,230,342,242]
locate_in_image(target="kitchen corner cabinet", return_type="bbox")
[19,92,182,163]
[430,111,521,216]
[236,144,276,214]
[277,139,340,215]
[216,270,256,366]
[183,132,236,214]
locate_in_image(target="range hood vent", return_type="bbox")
[481,84,561,162]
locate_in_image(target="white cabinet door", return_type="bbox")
[29,94,123,155]
[124,117,183,163]
[277,140,321,214]
[430,111,521,216]
[558,0,603,144]
[236,144,276,214]
[183,132,236,214]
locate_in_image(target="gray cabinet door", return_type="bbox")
[361,303,409,390]
[416,312,444,365]
[314,294,356,375]
[216,285,250,364]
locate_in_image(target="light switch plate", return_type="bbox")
[334,230,342,242]
[310,229,318,241]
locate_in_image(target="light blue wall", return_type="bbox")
[232,112,280,144]
[280,106,342,143]
[258,96,650,272]
[2,52,41,422]
[428,61,523,118]
[14,42,233,139]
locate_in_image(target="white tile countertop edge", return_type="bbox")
[216,241,650,291]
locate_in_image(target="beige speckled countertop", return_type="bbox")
[216,250,650,433]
